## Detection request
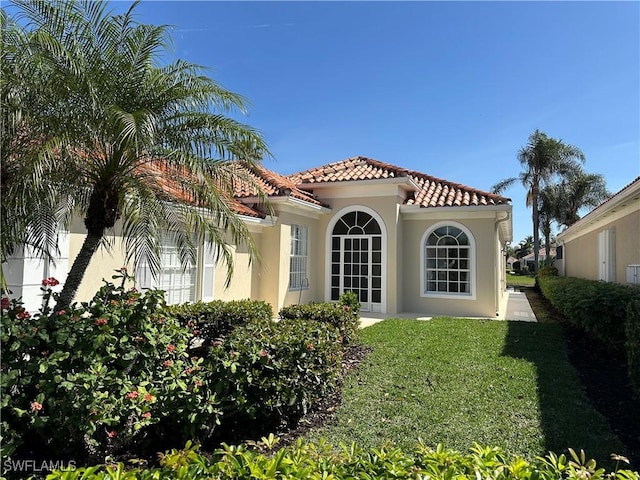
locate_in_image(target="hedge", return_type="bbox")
[279,292,361,346]
[537,275,640,397]
[165,299,273,347]
[39,440,639,480]
[536,276,640,351]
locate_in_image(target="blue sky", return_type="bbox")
[121,1,638,244]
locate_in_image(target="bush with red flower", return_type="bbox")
[0,270,221,464]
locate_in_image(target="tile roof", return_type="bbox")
[289,156,510,207]
[233,162,327,207]
[143,161,265,218]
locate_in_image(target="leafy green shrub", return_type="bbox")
[0,271,221,464]
[278,293,360,346]
[42,439,638,480]
[165,299,272,348]
[537,276,640,351]
[537,266,558,277]
[626,299,640,398]
[206,318,343,434]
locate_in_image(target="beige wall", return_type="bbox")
[69,218,132,303]
[562,210,640,284]
[401,216,500,318]
[314,190,401,314]
[213,232,261,301]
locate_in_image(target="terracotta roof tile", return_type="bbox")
[141,162,265,218]
[233,163,328,208]
[289,156,510,208]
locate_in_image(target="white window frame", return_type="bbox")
[420,221,476,300]
[137,235,215,305]
[289,224,309,290]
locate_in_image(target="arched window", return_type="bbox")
[422,224,474,296]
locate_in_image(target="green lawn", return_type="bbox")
[306,318,627,466]
[507,273,536,286]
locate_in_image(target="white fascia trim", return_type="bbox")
[400,204,513,220]
[270,196,332,214]
[299,176,419,191]
[557,182,640,243]
[239,214,278,228]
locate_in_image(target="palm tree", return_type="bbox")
[492,130,585,272]
[1,9,69,277]
[538,184,563,266]
[3,0,270,309]
[514,236,533,259]
[556,169,610,227]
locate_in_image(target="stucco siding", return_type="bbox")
[315,194,400,314]
[401,217,498,318]
[563,211,639,283]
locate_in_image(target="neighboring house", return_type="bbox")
[556,176,640,285]
[4,156,513,318]
[520,247,556,271]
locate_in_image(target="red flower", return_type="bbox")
[163,360,172,367]
[192,330,200,336]
[41,277,59,287]
[259,349,267,357]
[212,340,222,347]
[31,401,43,412]
[144,393,153,402]
[126,298,136,305]
[130,287,138,293]
[120,267,128,274]
[95,318,108,326]
[1,297,10,310]
[141,412,151,419]
[126,391,139,399]
[107,430,117,439]
[166,344,176,353]
[194,379,203,387]
[184,368,193,375]
[16,311,31,320]
[307,343,315,350]
[56,310,66,316]
[343,305,350,311]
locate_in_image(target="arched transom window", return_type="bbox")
[424,225,472,295]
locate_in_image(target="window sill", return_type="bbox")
[421,292,476,301]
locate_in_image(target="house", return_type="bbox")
[4,156,513,318]
[520,247,557,271]
[556,177,640,285]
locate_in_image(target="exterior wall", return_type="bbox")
[401,215,501,318]
[562,210,639,284]
[314,187,402,314]
[213,231,261,301]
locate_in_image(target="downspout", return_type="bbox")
[494,209,512,317]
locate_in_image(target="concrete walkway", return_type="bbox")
[358,289,537,328]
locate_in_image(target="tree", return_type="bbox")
[514,236,533,259]
[492,130,585,272]
[555,169,610,227]
[538,184,562,266]
[3,0,270,309]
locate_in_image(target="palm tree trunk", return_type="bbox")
[532,194,540,274]
[55,232,102,310]
[545,238,551,267]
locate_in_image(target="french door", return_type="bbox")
[331,234,383,312]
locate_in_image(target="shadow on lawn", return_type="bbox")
[501,320,636,470]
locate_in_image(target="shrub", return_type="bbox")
[537,266,558,277]
[537,276,640,351]
[206,318,343,434]
[0,271,221,463]
[626,299,640,397]
[278,293,360,346]
[165,299,272,347]
[41,440,638,480]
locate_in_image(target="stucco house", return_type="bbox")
[556,176,640,285]
[5,156,513,318]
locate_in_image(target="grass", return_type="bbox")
[305,318,627,465]
[507,273,536,286]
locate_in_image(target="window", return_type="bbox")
[423,224,473,296]
[137,235,209,305]
[289,224,308,290]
